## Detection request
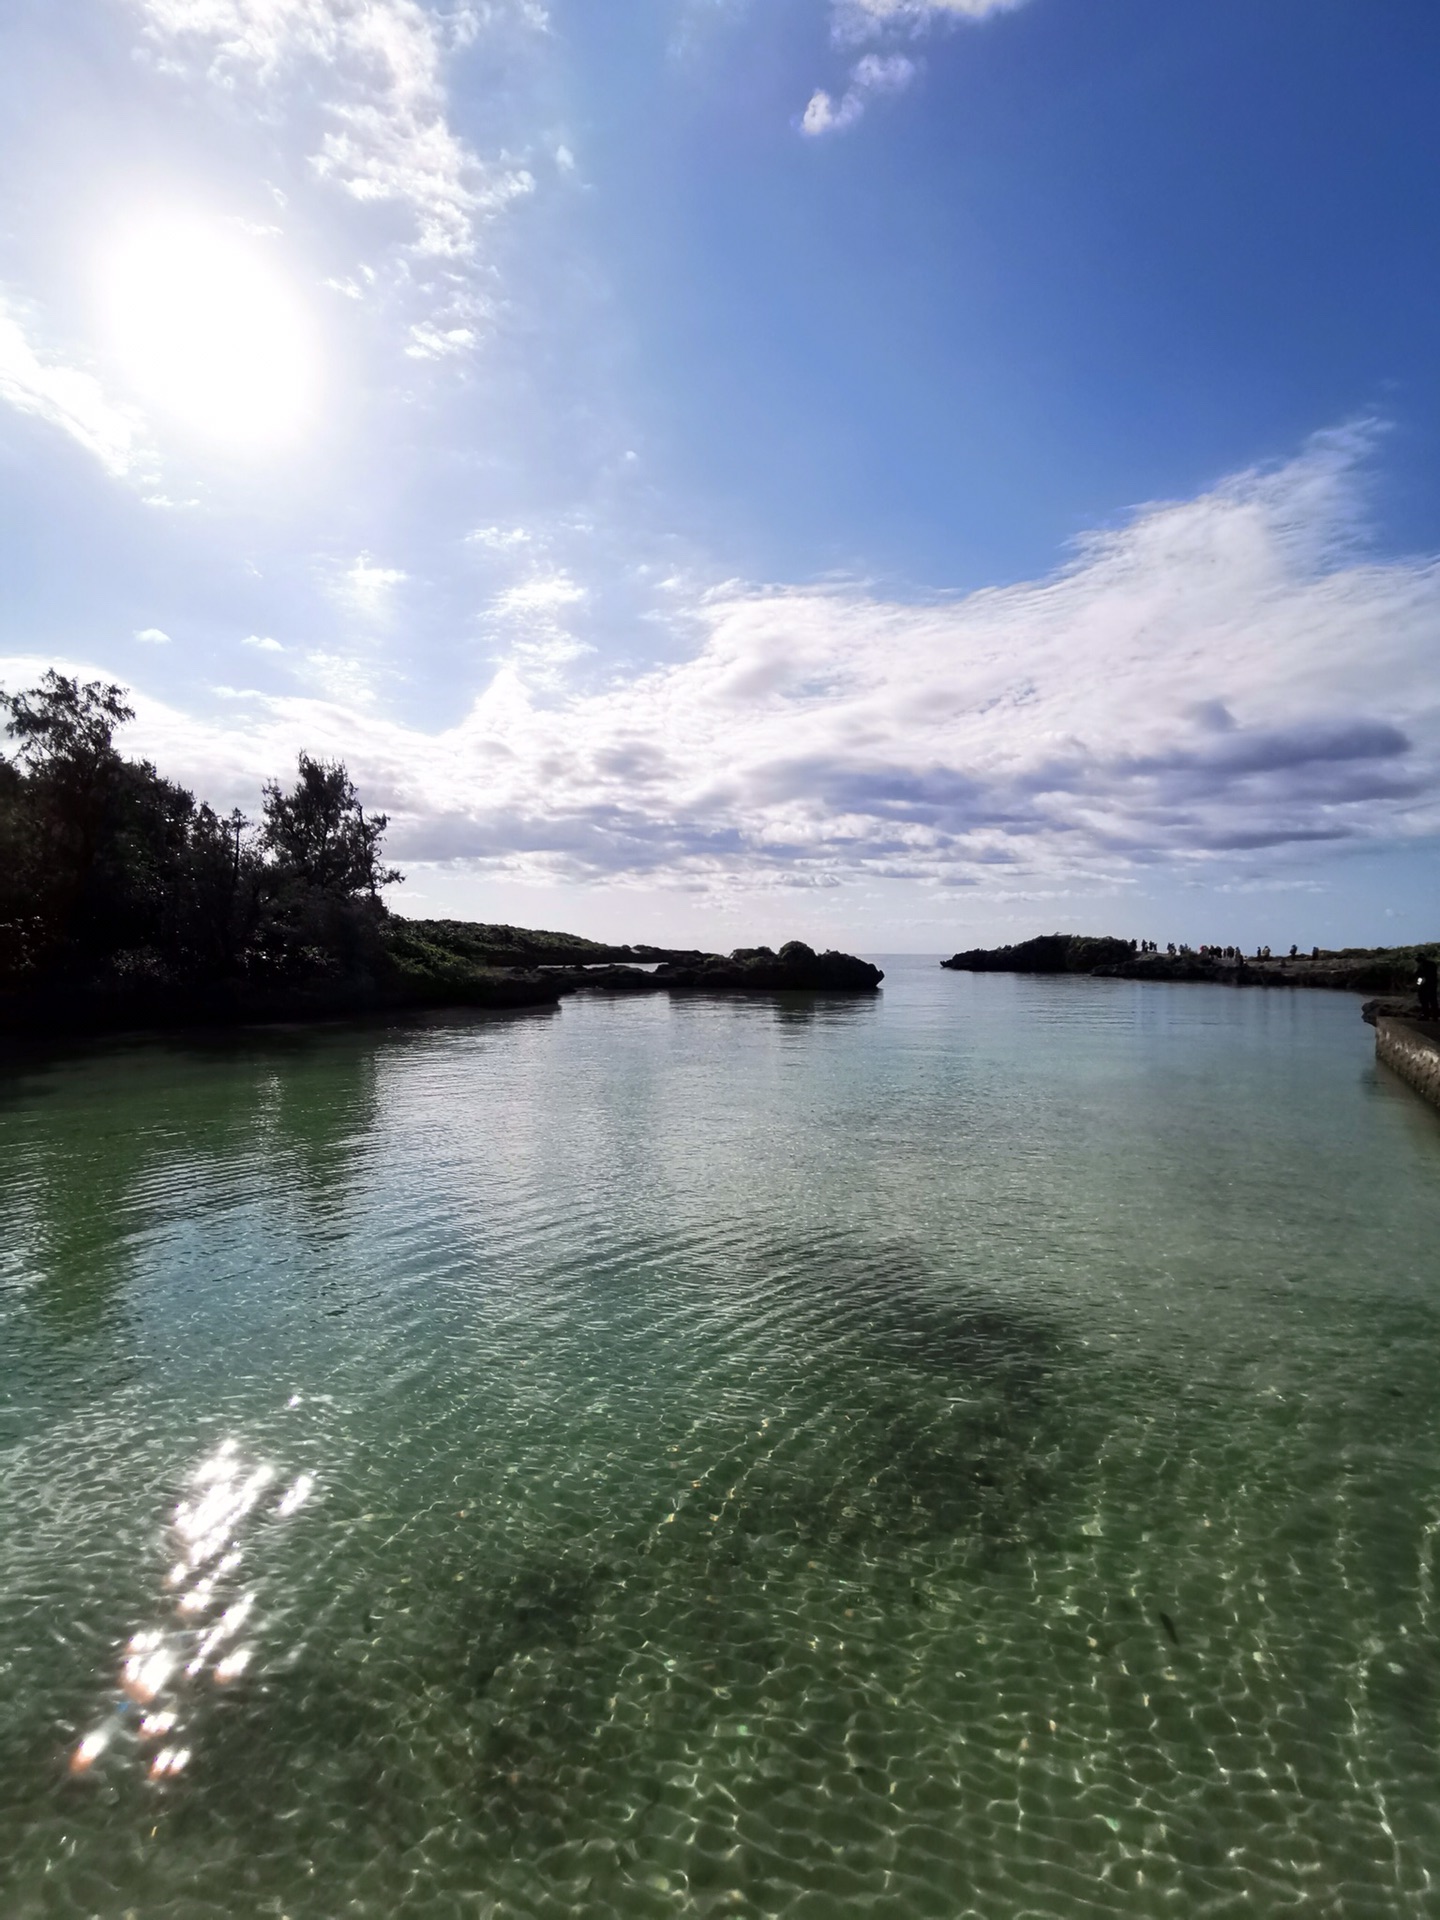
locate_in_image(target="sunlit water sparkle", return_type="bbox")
[2,960,1440,1916]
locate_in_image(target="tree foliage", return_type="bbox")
[2,672,133,774]
[0,672,402,997]
[262,754,401,896]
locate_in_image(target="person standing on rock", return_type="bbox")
[1417,953,1439,1020]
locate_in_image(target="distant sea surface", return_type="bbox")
[4,958,1440,1918]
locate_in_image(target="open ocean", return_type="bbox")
[3,958,1440,1917]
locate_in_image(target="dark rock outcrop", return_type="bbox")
[542,942,883,994]
[1362,997,1418,1026]
[655,941,883,992]
[540,964,668,993]
[942,934,1135,974]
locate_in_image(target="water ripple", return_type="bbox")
[2,967,1440,1914]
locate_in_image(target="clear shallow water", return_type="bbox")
[3,960,1440,1918]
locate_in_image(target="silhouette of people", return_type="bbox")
[1417,953,1439,1021]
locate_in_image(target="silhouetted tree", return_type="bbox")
[1,670,133,775]
[0,673,142,983]
[261,754,401,897]
[0,677,402,999]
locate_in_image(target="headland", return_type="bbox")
[0,672,879,1041]
[2,920,883,1039]
[941,932,1436,997]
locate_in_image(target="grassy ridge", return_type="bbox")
[386,919,629,971]
[378,919,588,1006]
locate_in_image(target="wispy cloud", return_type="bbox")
[805,0,1030,133]
[468,524,533,551]
[299,649,381,705]
[0,299,146,479]
[488,570,591,688]
[802,54,917,137]
[42,428,1439,899]
[833,0,1031,40]
[333,552,407,618]
[136,0,539,263]
[493,574,585,617]
[405,320,479,359]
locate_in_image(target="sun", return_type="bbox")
[101,212,318,450]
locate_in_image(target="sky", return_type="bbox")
[1,0,1439,952]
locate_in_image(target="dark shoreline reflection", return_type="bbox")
[2,1035,377,1330]
[0,1003,563,1333]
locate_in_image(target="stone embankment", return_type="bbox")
[1363,1001,1440,1116]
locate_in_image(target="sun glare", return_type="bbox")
[102,213,317,450]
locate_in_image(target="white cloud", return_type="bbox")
[137,0,538,260]
[807,0,1027,131]
[494,574,584,616]
[334,552,407,617]
[488,571,590,688]
[300,649,379,704]
[244,633,284,650]
[135,626,172,645]
[801,89,853,137]
[51,428,1440,900]
[854,52,918,88]
[405,321,478,358]
[801,54,917,135]
[833,0,1030,39]
[0,300,146,479]
[468,524,532,550]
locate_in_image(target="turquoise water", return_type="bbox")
[3,959,1440,1917]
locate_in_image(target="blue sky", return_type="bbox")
[2,0,1439,950]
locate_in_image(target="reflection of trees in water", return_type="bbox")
[249,1030,384,1232]
[0,1028,390,1331]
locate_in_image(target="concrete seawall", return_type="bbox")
[1375,1016,1440,1114]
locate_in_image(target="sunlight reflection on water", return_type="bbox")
[70,1425,316,1786]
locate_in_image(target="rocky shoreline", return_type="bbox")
[2,926,883,1039]
[941,932,1433,996]
[395,925,881,999]
[543,943,884,995]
